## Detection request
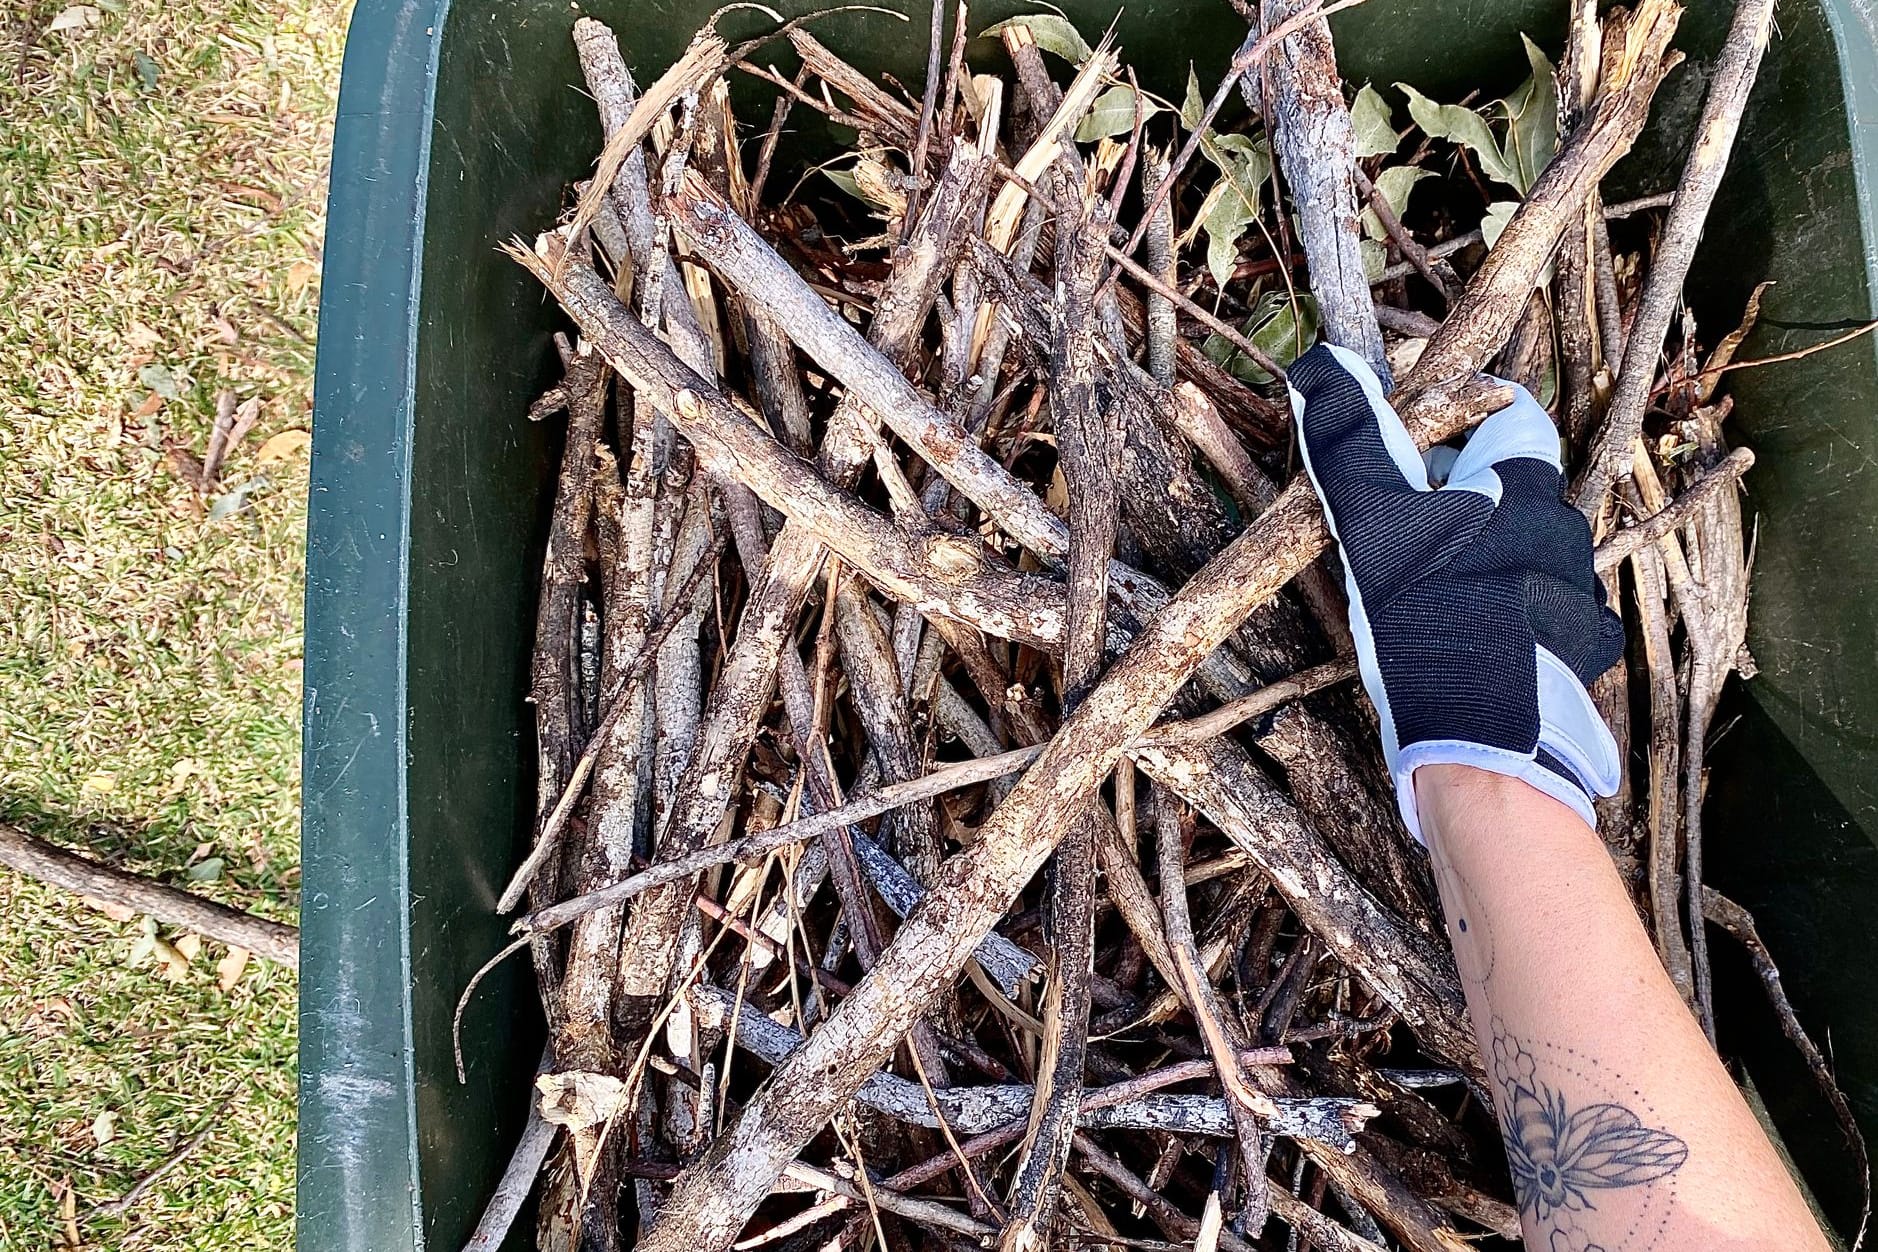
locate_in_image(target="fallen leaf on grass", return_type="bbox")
[284,260,320,293]
[133,49,160,93]
[126,319,162,349]
[217,945,251,991]
[130,916,192,980]
[184,857,224,883]
[157,936,190,981]
[91,1109,118,1146]
[132,392,164,419]
[137,362,181,400]
[255,428,310,463]
[162,441,207,492]
[173,933,203,961]
[80,771,116,796]
[47,4,100,33]
[81,895,137,923]
[208,474,270,522]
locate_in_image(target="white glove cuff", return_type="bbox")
[1394,741,1602,845]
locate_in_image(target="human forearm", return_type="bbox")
[1417,764,1829,1252]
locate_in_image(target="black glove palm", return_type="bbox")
[1288,345,1624,838]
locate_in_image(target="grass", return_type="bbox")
[0,0,347,1245]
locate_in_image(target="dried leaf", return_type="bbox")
[202,393,263,487]
[979,13,1093,65]
[217,945,251,991]
[284,260,319,293]
[1350,83,1402,158]
[1497,35,1560,194]
[80,771,116,796]
[536,1070,630,1132]
[256,428,311,463]
[59,1177,79,1249]
[208,473,270,522]
[47,4,100,33]
[1398,82,1519,190]
[81,895,137,923]
[126,318,162,349]
[1075,84,1151,143]
[91,1110,119,1146]
[153,933,190,981]
[1697,280,1775,404]
[1361,165,1433,240]
[173,933,203,961]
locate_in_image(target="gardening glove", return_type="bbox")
[1287,344,1624,841]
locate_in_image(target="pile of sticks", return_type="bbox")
[459,0,1865,1248]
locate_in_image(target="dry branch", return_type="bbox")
[0,820,298,967]
[1573,0,1776,511]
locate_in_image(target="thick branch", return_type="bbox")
[0,821,298,967]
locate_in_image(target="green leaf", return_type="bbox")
[1350,84,1401,158]
[1206,292,1320,384]
[1200,184,1257,288]
[1204,133,1270,213]
[1181,65,1205,130]
[1075,84,1152,142]
[1361,238,1389,281]
[1481,200,1519,250]
[1496,34,1559,195]
[1397,82,1518,190]
[822,167,865,200]
[138,362,180,399]
[186,857,225,883]
[1360,165,1432,240]
[980,13,1092,65]
[1194,136,1271,287]
[132,48,159,92]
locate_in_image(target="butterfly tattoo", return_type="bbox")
[1491,1027,1689,1222]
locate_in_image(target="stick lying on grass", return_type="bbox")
[0,820,298,968]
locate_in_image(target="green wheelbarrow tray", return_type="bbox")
[300,1,1878,1247]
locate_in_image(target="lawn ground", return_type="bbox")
[0,0,346,1245]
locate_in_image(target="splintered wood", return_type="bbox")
[460,1,1864,1249]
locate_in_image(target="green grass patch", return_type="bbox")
[0,0,347,1244]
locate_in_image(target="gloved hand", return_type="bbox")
[1287,344,1624,840]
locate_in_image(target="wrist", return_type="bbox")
[1414,762,1598,856]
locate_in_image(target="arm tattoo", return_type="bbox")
[1490,1020,1689,1251]
[1427,845,1690,1249]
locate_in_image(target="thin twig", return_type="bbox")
[1593,447,1754,572]
[89,1093,238,1220]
